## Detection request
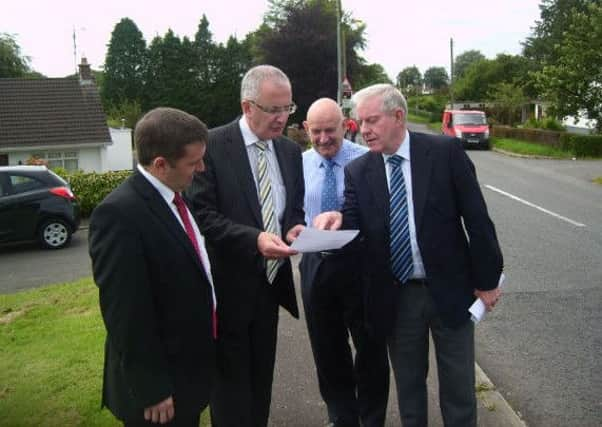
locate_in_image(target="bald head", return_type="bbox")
[304,98,346,159]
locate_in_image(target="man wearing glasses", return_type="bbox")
[187,65,305,427]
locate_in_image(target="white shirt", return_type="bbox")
[239,116,286,236]
[381,131,426,279]
[137,164,217,308]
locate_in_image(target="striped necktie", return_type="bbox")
[320,159,338,212]
[388,155,413,284]
[256,141,280,284]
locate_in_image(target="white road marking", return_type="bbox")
[484,184,587,227]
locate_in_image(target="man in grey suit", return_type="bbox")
[187,65,305,427]
[315,84,503,427]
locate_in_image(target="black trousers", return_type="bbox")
[300,252,389,427]
[210,278,280,427]
[387,280,476,427]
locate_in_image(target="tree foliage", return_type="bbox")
[0,33,31,78]
[423,66,449,92]
[453,54,537,101]
[522,0,596,65]
[396,66,422,95]
[453,50,485,80]
[534,2,602,131]
[102,18,147,109]
[487,82,527,125]
[253,0,376,120]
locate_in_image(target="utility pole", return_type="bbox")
[450,37,455,108]
[73,27,77,75]
[336,0,343,105]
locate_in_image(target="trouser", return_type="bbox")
[210,280,280,427]
[300,252,389,427]
[387,279,476,427]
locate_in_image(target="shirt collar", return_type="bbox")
[137,164,176,206]
[316,139,348,168]
[239,116,273,150]
[383,129,411,163]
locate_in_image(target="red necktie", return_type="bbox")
[173,192,217,339]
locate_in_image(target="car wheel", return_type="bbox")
[38,218,72,249]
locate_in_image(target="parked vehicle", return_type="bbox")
[0,166,81,249]
[441,109,490,149]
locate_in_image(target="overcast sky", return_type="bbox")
[2,0,542,82]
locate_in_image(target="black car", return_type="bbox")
[0,166,81,249]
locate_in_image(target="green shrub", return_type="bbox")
[524,117,566,131]
[560,134,602,157]
[53,170,132,217]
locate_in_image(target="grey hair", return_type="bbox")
[351,83,408,123]
[240,65,291,101]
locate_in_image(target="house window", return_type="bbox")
[32,151,79,171]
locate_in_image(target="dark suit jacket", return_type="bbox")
[342,132,503,337]
[89,172,216,420]
[187,119,305,324]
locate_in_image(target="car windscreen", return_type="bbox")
[453,114,486,125]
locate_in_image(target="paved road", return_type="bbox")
[0,230,91,293]
[469,151,602,427]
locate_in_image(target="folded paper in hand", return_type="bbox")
[469,273,506,324]
[290,228,359,253]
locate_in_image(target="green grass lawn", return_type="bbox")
[406,112,432,124]
[0,279,210,426]
[594,177,602,185]
[491,137,573,158]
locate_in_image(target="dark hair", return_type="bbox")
[135,107,208,166]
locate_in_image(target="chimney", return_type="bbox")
[78,57,93,84]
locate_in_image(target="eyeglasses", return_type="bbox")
[248,100,297,115]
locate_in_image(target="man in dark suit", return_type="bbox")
[300,98,389,427]
[89,107,216,426]
[315,84,503,427]
[186,65,305,427]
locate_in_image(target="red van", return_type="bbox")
[441,110,490,149]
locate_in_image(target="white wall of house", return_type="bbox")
[102,128,133,171]
[3,128,133,172]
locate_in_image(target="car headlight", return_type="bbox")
[484,129,490,138]
[455,129,463,138]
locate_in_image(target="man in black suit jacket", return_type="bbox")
[315,84,503,427]
[89,107,216,426]
[187,65,305,427]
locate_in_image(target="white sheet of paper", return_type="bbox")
[469,273,506,323]
[290,228,359,253]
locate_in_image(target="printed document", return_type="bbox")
[290,228,359,253]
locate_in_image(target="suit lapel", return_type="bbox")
[130,172,207,277]
[273,136,292,218]
[365,151,389,225]
[409,132,432,234]
[224,121,263,226]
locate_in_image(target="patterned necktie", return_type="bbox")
[388,155,414,284]
[320,159,338,212]
[256,141,280,284]
[173,192,217,338]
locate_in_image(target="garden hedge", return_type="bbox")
[55,169,132,217]
[559,134,602,157]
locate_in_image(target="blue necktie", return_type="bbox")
[321,159,338,212]
[388,155,413,284]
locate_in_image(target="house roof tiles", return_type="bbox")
[0,78,111,149]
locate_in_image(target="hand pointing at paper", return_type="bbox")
[313,211,343,230]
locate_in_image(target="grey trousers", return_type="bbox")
[387,281,476,427]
